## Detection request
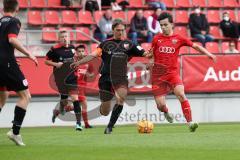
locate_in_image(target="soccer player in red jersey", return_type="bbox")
[75,44,94,128]
[151,12,216,132]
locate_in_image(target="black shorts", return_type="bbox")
[0,63,28,92]
[54,68,78,95]
[98,75,128,102]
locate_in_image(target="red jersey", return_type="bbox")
[75,64,93,85]
[152,33,193,76]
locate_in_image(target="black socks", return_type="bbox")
[107,104,123,128]
[73,101,81,125]
[12,106,26,135]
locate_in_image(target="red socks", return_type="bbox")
[82,109,90,126]
[181,100,192,122]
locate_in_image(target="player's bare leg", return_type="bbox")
[173,85,198,132]
[69,92,82,131]
[104,87,127,134]
[7,89,31,146]
[0,91,9,112]
[154,96,173,123]
[81,100,93,128]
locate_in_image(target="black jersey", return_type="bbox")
[46,44,77,94]
[0,16,21,65]
[46,44,75,64]
[98,39,145,77]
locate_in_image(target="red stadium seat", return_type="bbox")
[30,0,46,8]
[42,27,58,42]
[44,10,61,25]
[161,0,175,8]
[127,10,136,24]
[91,43,99,52]
[28,10,44,25]
[179,46,189,54]
[47,0,64,8]
[112,11,126,21]
[62,10,78,25]
[223,0,239,8]
[93,11,104,24]
[221,42,230,53]
[210,26,222,39]
[78,11,95,25]
[141,43,151,51]
[144,10,154,18]
[59,27,75,41]
[207,10,221,23]
[175,10,189,24]
[128,0,144,8]
[223,10,236,21]
[18,0,29,8]
[206,42,220,54]
[192,0,207,7]
[207,0,223,8]
[176,0,191,8]
[76,27,91,41]
[174,26,188,37]
[190,42,202,54]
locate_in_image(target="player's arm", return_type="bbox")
[8,20,38,66]
[9,37,38,66]
[45,59,63,68]
[70,48,102,69]
[192,43,217,62]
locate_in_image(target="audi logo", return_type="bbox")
[158,47,175,54]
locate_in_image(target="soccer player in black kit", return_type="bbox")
[71,19,152,134]
[45,30,83,131]
[0,0,38,146]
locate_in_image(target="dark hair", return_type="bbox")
[59,30,67,34]
[3,0,19,12]
[76,44,85,50]
[158,12,173,23]
[112,18,125,30]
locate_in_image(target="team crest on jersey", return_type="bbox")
[22,79,28,87]
[123,43,130,50]
[71,49,75,54]
[172,39,178,44]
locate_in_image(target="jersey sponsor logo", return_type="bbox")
[23,79,28,87]
[158,46,175,54]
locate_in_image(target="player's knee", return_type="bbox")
[176,93,186,101]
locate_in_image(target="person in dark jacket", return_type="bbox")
[220,11,240,49]
[129,9,153,45]
[189,6,214,46]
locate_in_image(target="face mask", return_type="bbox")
[223,17,230,21]
[195,8,201,14]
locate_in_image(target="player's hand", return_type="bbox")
[56,62,63,68]
[144,47,153,58]
[29,54,38,66]
[70,61,80,69]
[209,54,217,63]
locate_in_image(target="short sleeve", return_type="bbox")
[7,18,21,38]
[180,36,193,47]
[46,48,55,60]
[128,44,145,57]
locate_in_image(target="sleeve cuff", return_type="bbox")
[8,34,17,38]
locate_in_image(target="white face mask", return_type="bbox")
[195,8,201,14]
[223,16,230,21]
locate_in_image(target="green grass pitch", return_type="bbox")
[0,123,240,160]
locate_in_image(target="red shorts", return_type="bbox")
[152,74,183,96]
[78,86,86,102]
